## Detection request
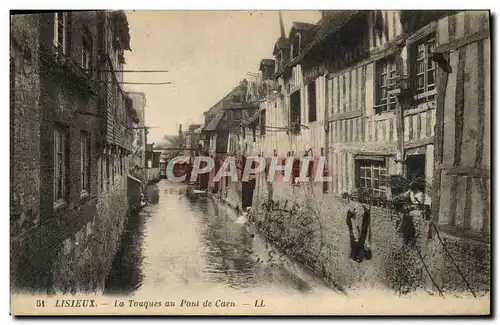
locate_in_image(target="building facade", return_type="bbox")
[244,10,490,294]
[10,10,135,293]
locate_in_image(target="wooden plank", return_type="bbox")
[412,114,419,140]
[333,76,338,115]
[448,174,459,226]
[404,116,410,142]
[368,11,374,50]
[383,11,389,44]
[436,29,490,53]
[425,144,434,188]
[462,42,480,168]
[357,67,362,113]
[344,151,349,193]
[439,165,490,178]
[329,109,362,122]
[482,38,490,169]
[438,171,452,225]
[388,119,393,142]
[469,177,483,232]
[442,50,459,166]
[381,119,386,142]
[420,112,427,140]
[360,115,365,143]
[395,10,402,37]
[455,11,465,39]
[453,47,467,167]
[409,114,415,141]
[349,119,354,143]
[349,152,355,190]
[448,12,456,41]
[331,151,336,193]
[352,68,357,111]
[415,112,422,140]
[353,118,358,143]
[405,136,434,149]
[338,151,343,193]
[360,66,366,114]
[455,176,468,227]
[464,10,471,34]
[432,52,450,225]
[336,120,340,143]
[438,15,449,45]
[345,119,349,143]
[339,151,344,193]
[365,64,374,117]
[340,74,346,113]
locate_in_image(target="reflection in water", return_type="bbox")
[105,181,327,295]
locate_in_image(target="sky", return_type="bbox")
[123,10,322,143]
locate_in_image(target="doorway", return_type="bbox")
[405,153,426,186]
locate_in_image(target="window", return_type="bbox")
[260,109,266,136]
[413,35,436,102]
[290,90,301,134]
[308,81,317,123]
[53,12,68,54]
[81,29,92,73]
[80,132,90,193]
[375,57,398,114]
[356,159,387,198]
[54,126,68,203]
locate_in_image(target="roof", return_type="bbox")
[272,37,290,55]
[203,109,225,132]
[274,10,360,77]
[288,21,316,39]
[202,79,251,132]
[303,11,359,55]
[259,59,275,70]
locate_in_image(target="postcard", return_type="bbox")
[10,9,490,316]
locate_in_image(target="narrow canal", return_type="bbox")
[105,180,332,297]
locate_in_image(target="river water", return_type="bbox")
[105,180,332,298]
